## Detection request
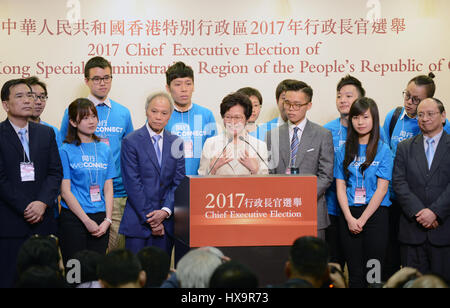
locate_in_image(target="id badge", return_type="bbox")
[285,168,291,175]
[20,162,35,182]
[100,138,110,146]
[184,139,194,159]
[354,187,367,205]
[90,185,101,202]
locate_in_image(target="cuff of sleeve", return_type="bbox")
[161,207,172,218]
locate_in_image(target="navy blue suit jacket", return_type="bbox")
[0,120,62,238]
[119,125,185,240]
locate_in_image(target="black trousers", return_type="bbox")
[401,242,450,283]
[59,208,109,266]
[339,206,389,288]
[325,214,345,269]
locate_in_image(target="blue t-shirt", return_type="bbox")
[166,103,217,175]
[60,99,134,197]
[60,141,117,214]
[334,141,393,208]
[324,118,348,216]
[383,107,450,155]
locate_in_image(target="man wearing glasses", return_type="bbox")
[26,77,62,148]
[60,57,134,252]
[266,80,334,239]
[393,98,450,283]
[382,74,450,280]
[0,79,62,287]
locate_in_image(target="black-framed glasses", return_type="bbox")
[284,101,310,111]
[403,91,422,105]
[88,75,113,84]
[32,93,48,102]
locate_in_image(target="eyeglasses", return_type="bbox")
[417,111,441,119]
[224,115,246,122]
[284,101,310,111]
[32,93,48,102]
[88,75,113,84]
[403,91,422,105]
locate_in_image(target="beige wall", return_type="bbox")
[1,0,449,130]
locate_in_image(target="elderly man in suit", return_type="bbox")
[119,92,185,255]
[266,80,334,239]
[0,79,62,287]
[393,98,450,282]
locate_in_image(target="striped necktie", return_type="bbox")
[290,127,300,166]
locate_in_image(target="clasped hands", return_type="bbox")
[146,210,169,236]
[415,208,438,229]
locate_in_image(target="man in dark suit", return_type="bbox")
[393,98,450,282]
[0,79,62,287]
[119,92,185,256]
[266,80,334,239]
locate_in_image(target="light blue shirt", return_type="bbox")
[60,141,117,214]
[334,141,393,208]
[60,98,134,197]
[166,103,217,175]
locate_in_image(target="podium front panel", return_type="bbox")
[188,175,317,247]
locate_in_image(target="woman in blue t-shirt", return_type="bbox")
[59,98,116,264]
[334,97,393,288]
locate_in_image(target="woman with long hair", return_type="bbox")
[59,98,116,264]
[334,97,393,288]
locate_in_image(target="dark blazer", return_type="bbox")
[119,125,185,243]
[393,132,450,246]
[266,120,334,231]
[0,120,62,238]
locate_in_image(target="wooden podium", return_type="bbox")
[174,174,317,286]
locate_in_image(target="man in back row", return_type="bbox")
[60,57,134,251]
[164,62,217,176]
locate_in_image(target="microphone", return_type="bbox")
[207,136,233,175]
[238,136,269,170]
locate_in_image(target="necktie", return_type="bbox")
[152,135,162,166]
[426,138,435,170]
[290,127,300,166]
[18,128,30,160]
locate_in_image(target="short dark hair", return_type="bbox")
[25,76,48,95]
[275,79,297,101]
[237,87,263,105]
[97,249,143,288]
[290,237,329,279]
[337,75,366,97]
[16,266,66,288]
[16,236,61,276]
[64,98,100,145]
[209,260,259,288]
[165,61,194,86]
[72,250,102,285]
[220,92,253,120]
[1,78,32,101]
[408,72,436,98]
[137,246,170,288]
[84,56,112,79]
[284,80,313,102]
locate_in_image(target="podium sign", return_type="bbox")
[186,175,317,247]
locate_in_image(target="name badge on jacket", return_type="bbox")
[20,162,35,182]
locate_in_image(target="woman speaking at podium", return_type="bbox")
[198,92,269,176]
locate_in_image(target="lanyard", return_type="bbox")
[79,142,99,186]
[355,159,365,189]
